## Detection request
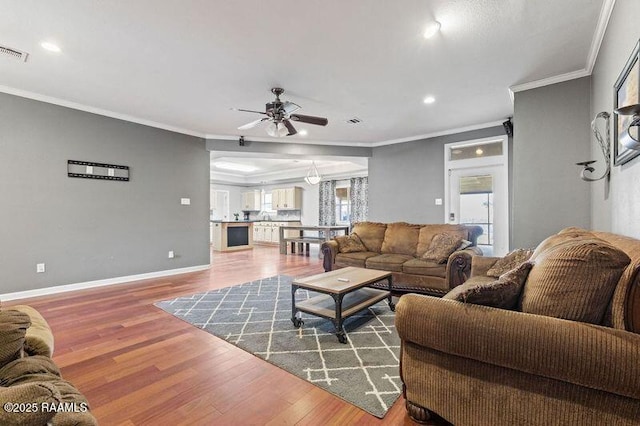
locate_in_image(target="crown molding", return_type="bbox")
[586,0,616,74]
[370,120,506,147]
[508,0,615,98]
[509,68,591,95]
[0,85,206,138]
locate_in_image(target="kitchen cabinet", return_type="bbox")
[272,187,302,210]
[253,221,301,244]
[211,222,222,250]
[241,190,261,211]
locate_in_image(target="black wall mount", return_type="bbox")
[67,160,129,181]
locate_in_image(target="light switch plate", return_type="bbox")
[180,198,191,205]
[435,198,443,205]
[36,263,45,273]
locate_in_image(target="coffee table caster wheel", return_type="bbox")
[337,333,347,344]
[292,318,303,328]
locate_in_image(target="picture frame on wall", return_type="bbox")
[613,39,640,166]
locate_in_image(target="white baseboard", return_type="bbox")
[0,264,211,302]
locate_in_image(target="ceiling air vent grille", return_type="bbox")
[346,117,362,124]
[0,45,28,62]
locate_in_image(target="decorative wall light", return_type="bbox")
[576,112,610,182]
[304,161,321,185]
[615,103,640,150]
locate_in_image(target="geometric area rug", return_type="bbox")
[154,275,401,418]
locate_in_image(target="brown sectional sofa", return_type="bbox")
[321,221,483,296]
[396,228,640,425]
[0,305,97,425]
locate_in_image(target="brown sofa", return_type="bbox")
[396,228,640,425]
[321,222,483,296]
[0,305,97,425]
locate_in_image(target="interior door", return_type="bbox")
[448,166,507,256]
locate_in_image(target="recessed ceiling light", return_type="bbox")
[213,161,258,172]
[475,148,484,155]
[423,21,441,39]
[40,41,61,53]
[423,96,436,104]
[299,129,308,136]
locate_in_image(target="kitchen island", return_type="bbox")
[210,221,253,252]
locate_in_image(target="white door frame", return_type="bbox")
[444,136,509,255]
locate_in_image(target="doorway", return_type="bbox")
[444,137,509,256]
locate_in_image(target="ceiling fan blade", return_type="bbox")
[231,107,268,115]
[283,119,297,136]
[237,118,268,130]
[282,101,301,114]
[290,114,328,126]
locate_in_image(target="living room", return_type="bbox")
[1,1,640,425]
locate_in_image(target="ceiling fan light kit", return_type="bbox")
[234,88,328,137]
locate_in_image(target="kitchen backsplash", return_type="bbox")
[247,210,302,221]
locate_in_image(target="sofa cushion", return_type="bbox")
[380,222,421,256]
[422,233,462,264]
[402,259,447,278]
[351,222,387,253]
[335,251,379,268]
[335,233,367,253]
[520,238,631,324]
[531,229,595,260]
[0,310,31,366]
[416,225,470,257]
[445,261,533,309]
[486,248,533,278]
[10,305,54,357]
[366,254,414,272]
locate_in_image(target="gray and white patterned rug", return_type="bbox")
[155,275,401,418]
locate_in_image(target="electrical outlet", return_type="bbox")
[36,263,46,273]
[168,251,175,259]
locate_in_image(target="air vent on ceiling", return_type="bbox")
[0,45,29,62]
[346,117,362,124]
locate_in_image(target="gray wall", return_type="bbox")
[512,77,592,248]
[368,126,506,224]
[0,93,210,294]
[590,1,640,236]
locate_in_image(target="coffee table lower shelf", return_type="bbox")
[292,287,390,343]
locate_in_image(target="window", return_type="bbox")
[335,186,350,224]
[263,191,275,212]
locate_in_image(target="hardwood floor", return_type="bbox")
[6,245,421,425]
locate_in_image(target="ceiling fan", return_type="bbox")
[233,88,328,137]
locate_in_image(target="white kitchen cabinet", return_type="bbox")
[241,190,261,211]
[211,222,222,250]
[271,187,302,210]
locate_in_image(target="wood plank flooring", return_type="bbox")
[6,245,422,425]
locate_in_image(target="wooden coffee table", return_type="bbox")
[291,267,394,343]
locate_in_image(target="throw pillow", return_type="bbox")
[335,233,367,253]
[457,239,473,251]
[444,262,533,309]
[422,233,463,264]
[520,238,631,324]
[486,248,534,278]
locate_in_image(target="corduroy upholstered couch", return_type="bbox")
[396,228,640,425]
[0,305,97,425]
[321,222,483,296]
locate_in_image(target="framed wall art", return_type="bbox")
[613,39,640,166]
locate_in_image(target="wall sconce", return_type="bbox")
[615,103,640,150]
[576,111,610,182]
